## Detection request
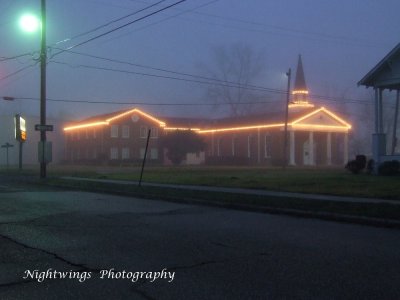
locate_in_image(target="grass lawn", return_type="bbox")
[9,164,398,200]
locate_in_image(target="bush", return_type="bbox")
[378,160,400,176]
[345,154,367,174]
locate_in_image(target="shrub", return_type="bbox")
[345,154,367,174]
[378,160,400,176]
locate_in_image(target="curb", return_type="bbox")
[39,178,400,230]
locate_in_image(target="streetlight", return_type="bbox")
[19,13,40,33]
[19,1,48,178]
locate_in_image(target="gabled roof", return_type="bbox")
[63,106,351,133]
[64,108,166,131]
[358,42,400,90]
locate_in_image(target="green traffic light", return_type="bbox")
[19,13,40,33]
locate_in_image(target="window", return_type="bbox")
[121,147,130,159]
[247,135,252,158]
[151,127,158,138]
[265,134,272,158]
[92,148,97,159]
[140,126,148,138]
[217,138,221,157]
[232,137,236,156]
[122,125,130,138]
[77,131,80,140]
[93,129,97,139]
[111,125,118,138]
[150,148,158,159]
[85,130,88,139]
[110,147,118,160]
[140,148,146,159]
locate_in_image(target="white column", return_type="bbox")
[257,128,261,163]
[309,131,315,165]
[327,132,332,165]
[289,131,296,165]
[344,132,349,164]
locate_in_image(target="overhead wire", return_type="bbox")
[51,0,187,58]
[54,0,169,46]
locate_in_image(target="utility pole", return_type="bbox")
[283,68,291,168]
[392,90,399,155]
[39,0,47,178]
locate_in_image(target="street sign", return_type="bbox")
[35,124,54,131]
[1,143,14,149]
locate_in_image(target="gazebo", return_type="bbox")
[358,43,400,172]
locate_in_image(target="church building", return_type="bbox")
[63,56,351,166]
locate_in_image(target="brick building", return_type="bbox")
[63,56,351,166]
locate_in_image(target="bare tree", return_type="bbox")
[199,43,267,117]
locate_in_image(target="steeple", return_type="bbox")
[290,54,313,108]
[294,55,307,92]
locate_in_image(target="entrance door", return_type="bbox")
[303,141,316,165]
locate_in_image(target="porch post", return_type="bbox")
[327,132,332,165]
[344,132,349,165]
[309,131,315,165]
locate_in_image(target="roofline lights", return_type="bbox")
[64,121,107,131]
[198,123,285,134]
[63,108,166,131]
[63,107,352,134]
[164,127,201,131]
[291,107,351,128]
[292,90,309,95]
[288,103,315,108]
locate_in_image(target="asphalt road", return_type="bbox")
[0,179,399,299]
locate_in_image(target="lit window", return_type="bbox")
[122,125,130,138]
[111,125,118,138]
[150,148,158,159]
[110,147,118,160]
[265,134,272,158]
[140,126,148,138]
[121,147,130,159]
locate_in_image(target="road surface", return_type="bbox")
[0,179,399,299]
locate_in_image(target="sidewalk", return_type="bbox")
[62,176,400,206]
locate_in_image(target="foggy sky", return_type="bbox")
[0,0,399,121]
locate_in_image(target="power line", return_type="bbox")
[0,63,38,81]
[50,59,283,94]
[54,0,169,46]
[0,52,36,62]
[51,48,284,94]
[49,55,377,106]
[99,0,220,45]
[52,0,187,58]
[5,96,279,106]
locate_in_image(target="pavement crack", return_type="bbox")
[0,233,101,273]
